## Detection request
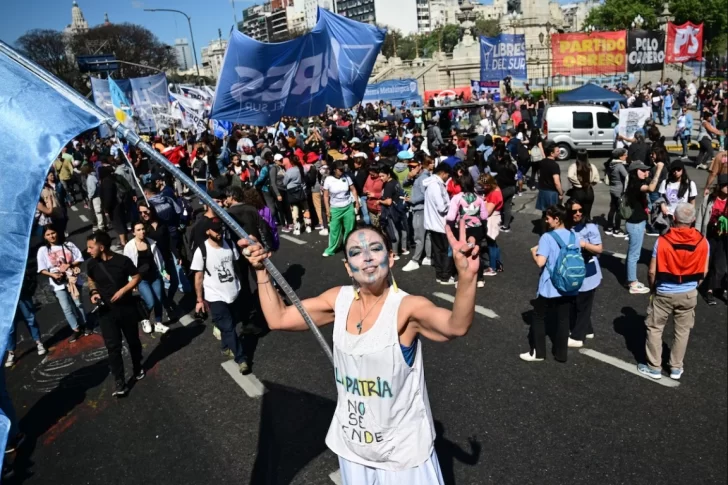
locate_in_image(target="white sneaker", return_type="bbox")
[37,341,47,356]
[519,350,544,362]
[319,228,329,236]
[401,250,410,256]
[293,229,301,236]
[629,282,650,295]
[586,333,595,339]
[393,255,400,261]
[141,319,152,334]
[438,277,456,285]
[154,322,170,334]
[477,280,485,288]
[421,257,432,266]
[305,226,312,233]
[568,337,584,348]
[5,352,14,368]
[213,326,221,340]
[402,260,420,272]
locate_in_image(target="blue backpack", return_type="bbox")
[546,231,586,295]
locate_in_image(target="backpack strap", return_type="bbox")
[547,231,566,249]
[199,241,211,277]
[568,230,576,247]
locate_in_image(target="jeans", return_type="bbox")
[98,304,144,382]
[9,296,42,351]
[607,194,623,232]
[500,185,516,229]
[196,181,207,194]
[164,256,180,308]
[663,108,672,126]
[486,237,500,271]
[680,136,689,157]
[430,231,452,281]
[91,196,107,230]
[208,298,247,364]
[697,137,714,167]
[55,287,86,330]
[529,295,574,362]
[388,218,408,254]
[411,210,431,262]
[138,278,164,323]
[359,196,371,225]
[263,190,279,224]
[626,220,646,283]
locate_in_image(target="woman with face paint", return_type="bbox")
[238,223,480,484]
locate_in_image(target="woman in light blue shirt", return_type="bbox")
[565,198,602,348]
[520,204,582,363]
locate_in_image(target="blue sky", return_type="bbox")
[1,0,589,59]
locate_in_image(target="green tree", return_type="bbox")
[69,23,178,78]
[473,16,502,38]
[584,0,663,30]
[421,24,462,57]
[670,0,728,53]
[16,29,82,90]
[380,27,404,58]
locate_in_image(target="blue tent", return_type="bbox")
[557,83,626,103]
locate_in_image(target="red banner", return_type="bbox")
[666,21,703,63]
[551,30,627,76]
[424,87,472,103]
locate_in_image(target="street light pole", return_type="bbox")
[145,8,201,78]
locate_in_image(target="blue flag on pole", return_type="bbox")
[109,77,134,128]
[479,34,527,81]
[0,45,102,450]
[211,7,385,126]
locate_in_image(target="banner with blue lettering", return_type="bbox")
[479,34,526,81]
[362,79,423,106]
[211,8,385,126]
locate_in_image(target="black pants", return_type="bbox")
[697,137,714,166]
[569,290,595,341]
[707,234,728,290]
[430,231,452,281]
[607,193,623,231]
[528,295,574,362]
[501,185,516,229]
[208,297,247,364]
[98,303,143,383]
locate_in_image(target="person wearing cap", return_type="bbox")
[657,159,697,219]
[191,217,252,375]
[623,160,664,294]
[605,148,629,237]
[393,150,412,197]
[696,173,728,305]
[269,153,294,232]
[639,203,709,381]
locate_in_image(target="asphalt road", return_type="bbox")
[4,153,727,485]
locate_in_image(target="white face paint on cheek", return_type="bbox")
[347,232,388,285]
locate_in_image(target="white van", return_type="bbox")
[543,104,618,160]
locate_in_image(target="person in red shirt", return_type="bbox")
[363,166,384,226]
[480,174,504,275]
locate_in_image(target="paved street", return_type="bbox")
[4,153,727,485]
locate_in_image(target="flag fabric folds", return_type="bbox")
[0,48,103,447]
[211,7,385,126]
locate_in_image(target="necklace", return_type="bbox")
[356,291,387,334]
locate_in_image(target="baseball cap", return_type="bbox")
[397,150,414,160]
[150,172,164,182]
[204,217,224,234]
[207,188,225,200]
[242,154,254,162]
[628,161,651,172]
[352,152,368,159]
[350,137,361,144]
[273,153,283,161]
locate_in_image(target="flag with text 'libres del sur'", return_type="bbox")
[211,7,385,127]
[0,46,103,450]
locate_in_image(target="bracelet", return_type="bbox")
[257,279,270,284]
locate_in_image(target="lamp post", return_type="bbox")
[507,11,522,36]
[658,2,673,82]
[539,21,553,101]
[631,15,645,88]
[144,8,200,78]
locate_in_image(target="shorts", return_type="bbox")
[338,450,444,485]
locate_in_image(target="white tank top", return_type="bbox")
[325,286,435,471]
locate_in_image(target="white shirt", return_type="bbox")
[658,180,697,215]
[323,175,353,208]
[37,242,84,290]
[190,240,240,304]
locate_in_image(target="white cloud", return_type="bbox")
[131,0,144,9]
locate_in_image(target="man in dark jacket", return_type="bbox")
[99,166,128,247]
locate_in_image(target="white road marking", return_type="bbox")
[178,313,196,327]
[329,469,342,485]
[579,349,680,388]
[280,234,307,245]
[220,361,267,397]
[79,214,89,222]
[70,205,78,212]
[432,292,499,319]
[603,250,627,260]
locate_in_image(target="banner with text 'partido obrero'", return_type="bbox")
[551,30,627,76]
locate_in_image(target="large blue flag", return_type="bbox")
[211,7,385,126]
[0,46,102,450]
[479,33,527,81]
[109,77,134,128]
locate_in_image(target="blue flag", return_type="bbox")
[0,46,102,449]
[212,119,232,139]
[211,7,385,126]
[109,77,134,128]
[479,34,527,81]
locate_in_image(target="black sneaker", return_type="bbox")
[134,369,146,381]
[500,226,511,233]
[112,380,128,398]
[83,327,92,336]
[68,329,82,343]
[239,361,251,375]
[705,292,717,306]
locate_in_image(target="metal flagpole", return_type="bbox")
[0,40,334,365]
[114,140,149,204]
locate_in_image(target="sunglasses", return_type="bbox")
[571,208,583,214]
[139,210,150,215]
